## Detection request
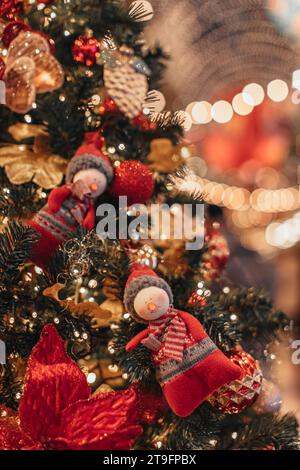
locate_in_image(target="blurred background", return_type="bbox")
[143,0,300,421]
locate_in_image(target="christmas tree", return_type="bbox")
[0,0,298,451]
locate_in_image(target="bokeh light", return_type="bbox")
[267,79,289,102]
[211,100,233,123]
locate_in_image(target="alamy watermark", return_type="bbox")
[95,196,205,250]
[0,81,5,106]
[0,340,5,364]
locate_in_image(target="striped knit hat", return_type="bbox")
[66,132,114,184]
[124,264,173,323]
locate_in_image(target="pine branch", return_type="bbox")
[0,222,40,284]
[229,414,299,450]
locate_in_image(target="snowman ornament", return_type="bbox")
[27,132,114,267]
[124,265,242,417]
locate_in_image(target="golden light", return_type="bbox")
[242,83,265,106]
[232,93,254,116]
[190,101,212,124]
[267,79,289,102]
[211,100,233,123]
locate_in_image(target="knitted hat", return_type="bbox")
[66,132,114,184]
[124,264,173,323]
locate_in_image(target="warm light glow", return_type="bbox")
[267,79,289,102]
[232,93,254,116]
[242,83,265,106]
[292,69,300,90]
[211,100,233,123]
[87,372,97,384]
[190,101,212,124]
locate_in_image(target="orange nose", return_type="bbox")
[90,183,98,192]
[147,302,156,312]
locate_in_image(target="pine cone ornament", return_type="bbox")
[103,46,149,119]
[207,350,263,414]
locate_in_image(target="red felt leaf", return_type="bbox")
[19,325,90,442]
[0,406,38,450]
[51,388,143,450]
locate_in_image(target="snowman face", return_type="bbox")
[133,286,170,321]
[73,168,107,198]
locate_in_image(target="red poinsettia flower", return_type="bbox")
[0,325,143,450]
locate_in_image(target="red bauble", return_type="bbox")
[109,160,155,205]
[2,21,31,48]
[0,58,5,80]
[134,385,168,425]
[132,112,157,131]
[207,350,263,414]
[72,35,101,66]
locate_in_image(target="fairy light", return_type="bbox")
[54,317,60,324]
[265,212,300,249]
[232,93,254,116]
[243,83,265,106]
[211,100,233,124]
[184,69,298,126]
[267,79,289,102]
[190,101,212,124]
[170,170,300,215]
[87,372,97,384]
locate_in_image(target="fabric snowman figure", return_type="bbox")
[124,265,243,417]
[27,132,113,267]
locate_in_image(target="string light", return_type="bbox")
[232,93,253,116]
[242,83,265,106]
[211,100,233,124]
[265,212,300,249]
[267,79,289,102]
[170,170,300,214]
[184,71,295,126]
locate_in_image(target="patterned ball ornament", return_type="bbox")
[207,350,263,414]
[72,35,101,66]
[109,160,154,206]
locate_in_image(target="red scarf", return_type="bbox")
[141,309,187,362]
